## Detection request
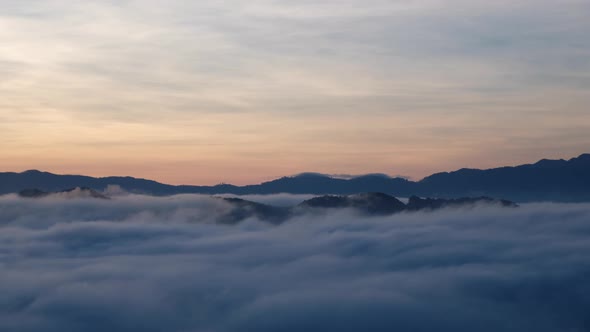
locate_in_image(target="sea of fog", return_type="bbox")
[1,193,589,332]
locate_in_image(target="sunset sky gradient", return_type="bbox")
[1,0,589,185]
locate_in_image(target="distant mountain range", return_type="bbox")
[1,153,589,202]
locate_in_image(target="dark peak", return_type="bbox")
[21,169,45,175]
[455,168,483,174]
[529,153,590,168]
[570,153,590,163]
[407,196,517,210]
[214,183,237,188]
[407,196,440,210]
[220,193,517,224]
[18,188,49,198]
[350,192,403,204]
[218,196,290,225]
[290,172,397,181]
[292,172,331,179]
[350,192,406,214]
[221,197,267,207]
[419,171,447,180]
[59,187,110,199]
[350,173,393,180]
[533,158,567,168]
[299,195,349,208]
[299,192,406,215]
[299,193,516,216]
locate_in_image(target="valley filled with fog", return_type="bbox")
[1,193,589,331]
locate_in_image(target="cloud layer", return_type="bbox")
[1,194,589,331]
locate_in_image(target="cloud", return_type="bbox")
[1,0,589,185]
[0,194,589,331]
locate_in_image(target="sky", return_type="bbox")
[1,0,589,185]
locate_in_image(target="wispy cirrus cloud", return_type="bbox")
[0,0,589,183]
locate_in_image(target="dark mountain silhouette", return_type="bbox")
[15,189,517,224]
[298,192,407,215]
[217,197,290,225]
[1,153,589,202]
[219,193,518,223]
[406,196,517,211]
[415,153,590,202]
[1,170,178,195]
[18,188,51,198]
[236,173,414,196]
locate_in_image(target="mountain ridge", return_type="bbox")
[2,153,589,202]
[17,189,517,224]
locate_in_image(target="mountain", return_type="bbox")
[236,173,414,196]
[0,170,181,195]
[298,192,407,215]
[17,189,516,223]
[206,193,518,223]
[1,153,589,202]
[298,193,516,214]
[217,197,290,225]
[416,153,590,202]
[406,196,517,211]
[0,170,414,196]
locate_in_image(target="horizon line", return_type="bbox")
[3,152,588,187]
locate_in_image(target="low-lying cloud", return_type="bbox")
[1,194,589,331]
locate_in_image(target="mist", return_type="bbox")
[1,194,589,331]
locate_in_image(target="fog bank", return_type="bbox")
[1,194,589,331]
